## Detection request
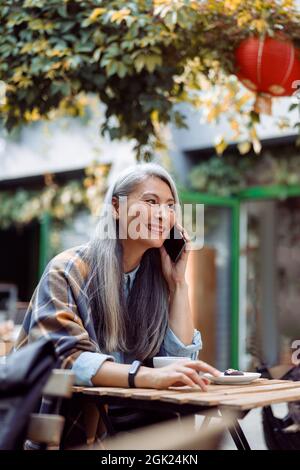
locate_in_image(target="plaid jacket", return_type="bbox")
[15,243,202,447]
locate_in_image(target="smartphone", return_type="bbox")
[163,225,186,263]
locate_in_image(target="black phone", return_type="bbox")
[163,225,186,263]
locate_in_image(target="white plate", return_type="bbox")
[203,372,261,385]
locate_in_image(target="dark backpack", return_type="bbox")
[0,338,56,450]
[258,365,300,450]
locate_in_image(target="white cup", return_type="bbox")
[153,356,190,368]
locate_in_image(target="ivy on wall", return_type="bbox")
[189,150,300,196]
[0,162,110,230]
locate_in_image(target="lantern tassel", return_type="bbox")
[254,93,272,115]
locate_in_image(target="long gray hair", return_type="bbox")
[85,162,181,361]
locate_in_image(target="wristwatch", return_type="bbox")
[128,360,142,388]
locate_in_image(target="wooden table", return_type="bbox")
[73,378,300,450]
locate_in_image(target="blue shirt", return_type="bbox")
[72,262,202,386]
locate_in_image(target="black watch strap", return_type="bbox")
[128,360,142,388]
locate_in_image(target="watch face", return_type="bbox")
[128,360,142,387]
[131,360,142,374]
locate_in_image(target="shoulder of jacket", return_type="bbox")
[47,243,90,279]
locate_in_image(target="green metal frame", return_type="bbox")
[180,184,300,370]
[238,184,300,201]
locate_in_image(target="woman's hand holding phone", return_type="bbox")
[159,223,191,293]
[159,223,195,346]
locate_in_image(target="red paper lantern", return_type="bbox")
[235,36,300,112]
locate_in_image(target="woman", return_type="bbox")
[16,162,220,442]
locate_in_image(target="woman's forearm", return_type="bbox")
[91,358,219,391]
[168,281,194,345]
[91,361,151,388]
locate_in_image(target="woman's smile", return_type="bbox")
[148,223,163,232]
[147,223,166,237]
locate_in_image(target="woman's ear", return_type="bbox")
[112,196,119,220]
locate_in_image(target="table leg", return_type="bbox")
[218,408,251,450]
[228,420,251,450]
[197,410,251,450]
[98,404,117,436]
[199,415,211,431]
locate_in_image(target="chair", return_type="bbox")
[0,337,74,450]
[26,369,74,450]
[0,283,17,323]
[259,363,300,449]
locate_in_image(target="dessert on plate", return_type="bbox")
[224,368,245,376]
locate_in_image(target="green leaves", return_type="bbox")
[134,54,162,73]
[189,156,248,196]
[0,0,299,158]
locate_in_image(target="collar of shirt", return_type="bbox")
[123,263,140,293]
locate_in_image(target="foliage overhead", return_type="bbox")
[0,162,110,230]
[0,0,300,158]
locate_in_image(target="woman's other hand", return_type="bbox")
[135,359,221,391]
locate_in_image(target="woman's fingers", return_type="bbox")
[179,366,208,391]
[175,223,191,242]
[172,372,199,389]
[160,244,171,261]
[159,245,171,266]
[178,360,221,377]
[196,361,221,377]
[202,377,211,385]
[167,363,211,391]
[183,229,191,243]
[174,223,192,255]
